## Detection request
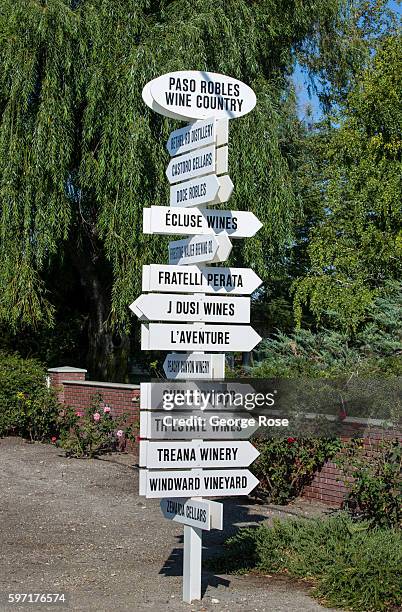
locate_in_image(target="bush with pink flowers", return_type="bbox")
[58,393,134,458]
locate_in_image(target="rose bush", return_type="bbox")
[251,436,341,503]
[58,393,135,458]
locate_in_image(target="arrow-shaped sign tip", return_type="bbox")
[251,270,264,293]
[255,217,263,234]
[129,296,146,319]
[250,444,260,463]
[250,329,263,350]
[248,472,260,494]
[215,175,234,203]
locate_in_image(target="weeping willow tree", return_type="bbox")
[0,0,356,379]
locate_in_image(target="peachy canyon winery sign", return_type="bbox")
[132,70,261,604]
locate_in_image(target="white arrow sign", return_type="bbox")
[142,265,263,295]
[140,411,261,440]
[166,118,228,157]
[140,440,260,469]
[141,323,262,352]
[166,145,228,185]
[170,174,234,208]
[139,468,259,498]
[143,206,262,239]
[163,353,225,380]
[169,235,232,265]
[140,381,255,411]
[130,294,250,323]
[160,498,223,531]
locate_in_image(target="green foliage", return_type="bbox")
[210,514,402,611]
[296,0,399,111]
[0,0,380,338]
[251,436,341,503]
[0,352,59,441]
[336,438,402,529]
[0,0,331,332]
[253,281,402,378]
[293,34,402,332]
[58,392,133,458]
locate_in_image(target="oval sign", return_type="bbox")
[142,78,191,121]
[145,71,256,121]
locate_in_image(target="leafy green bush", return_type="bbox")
[0,352,59,441]
[252,281,402,379]
[251,436,341,503]
[336,438,401,529]
[210,514,401,611]
[58,393,134,458]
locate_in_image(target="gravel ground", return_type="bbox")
[0,437,342,612]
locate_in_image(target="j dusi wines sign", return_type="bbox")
[143,71,256,121]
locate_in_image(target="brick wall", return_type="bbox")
[48,367,140,452]
[49,367,399,508]
[302,461,347,507]
[48,366,87,403]
[301,427,400,507]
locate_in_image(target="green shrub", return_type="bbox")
[58,393,134,458]
[0,351,59,441]
[251,436,341,503]
[336,438,402,529]
[252,283,402,379]
[210,514,402,611]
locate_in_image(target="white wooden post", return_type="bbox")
[136,75,260,605]
[183,521,202,602]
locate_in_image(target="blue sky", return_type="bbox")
[293,0,401,122]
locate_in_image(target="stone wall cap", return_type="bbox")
[62,380,140,390]
[48,366,88,373]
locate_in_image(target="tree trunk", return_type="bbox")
[68,240,131,382]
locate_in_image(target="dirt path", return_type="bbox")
[0,437,341,612]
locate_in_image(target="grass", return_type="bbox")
[207,513,401,611]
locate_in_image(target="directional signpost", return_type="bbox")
[163,353,225,380]
[166,117,228,157]
[143,206,262,238]
[131,71,261,603]
[139,381,256,410]
[160,498,223,531]
[140,440,260,469]
[142,264,263,295]
[139,468,260,498]
[168,234,232,265]
[130,293,250,323]
[165,144,228,184]
[170,174,234,207]
[139,411,261,441]
[141,322,262,352]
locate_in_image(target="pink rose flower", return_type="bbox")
[76,410,84,418]
[116,430,124,438]
[93,412,101,422]
[51,436,57,444]
[103,406,111,414]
